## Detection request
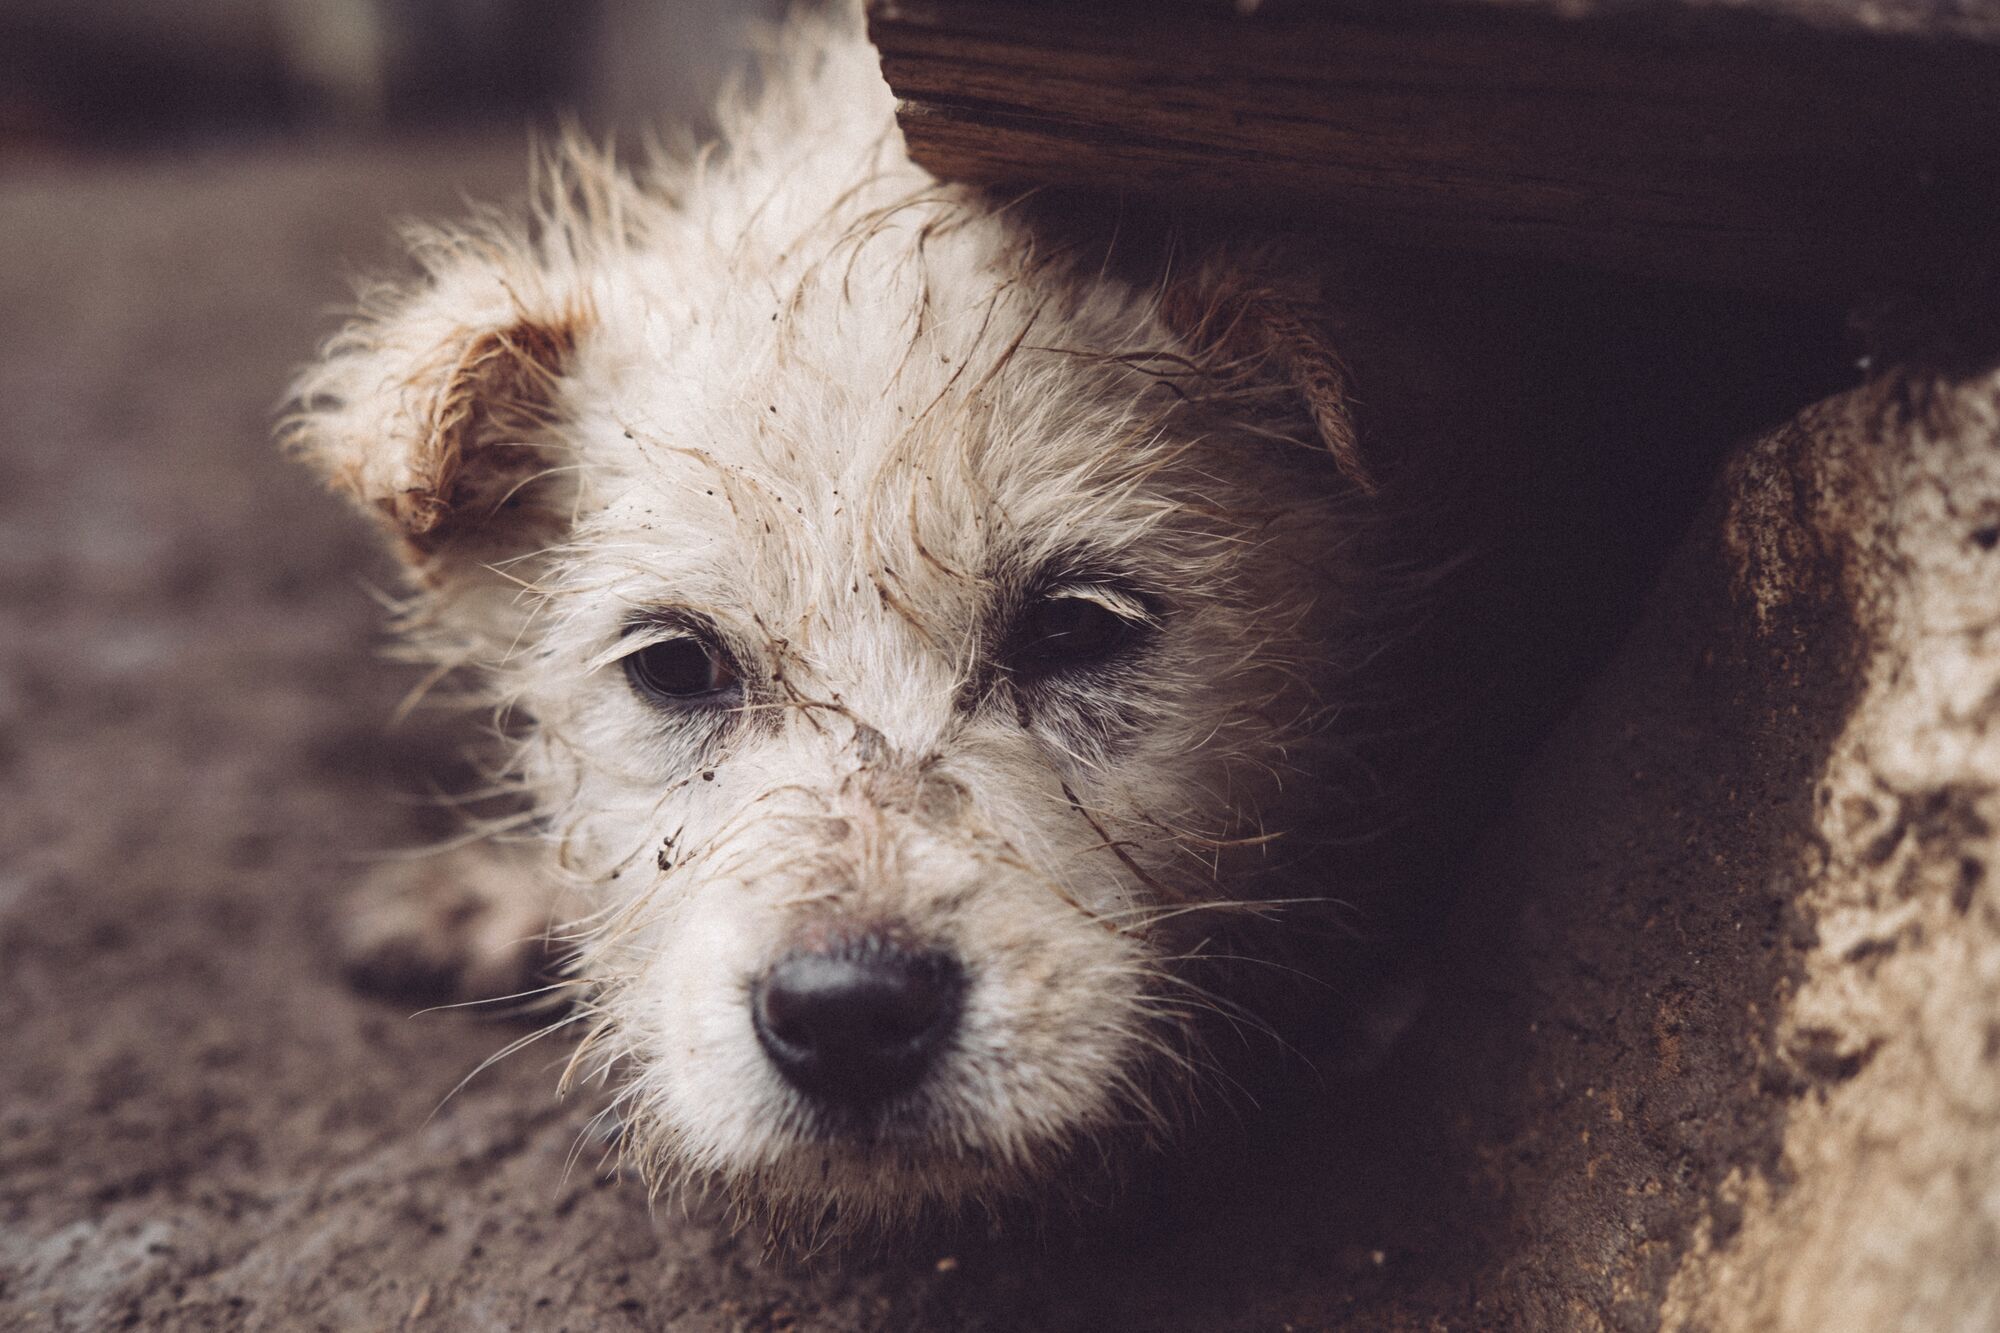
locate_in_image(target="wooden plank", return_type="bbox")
[868,0,2000,298]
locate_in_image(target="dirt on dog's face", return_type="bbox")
[287,16,1361,1235]
[529,244,1345,1229]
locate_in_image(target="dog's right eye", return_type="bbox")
[623,635,740,705]
[1007,581,1157,680]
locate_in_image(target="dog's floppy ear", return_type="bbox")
[1160,260,1376,496]
[285,256,593,564]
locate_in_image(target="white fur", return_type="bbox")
[287,6,1368,1238]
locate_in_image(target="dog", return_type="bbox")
[285,5,1403,1239]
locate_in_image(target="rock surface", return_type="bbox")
[1664,367,2000,1330]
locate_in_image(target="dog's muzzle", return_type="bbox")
[750,931,964,1109]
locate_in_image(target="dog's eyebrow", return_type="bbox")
[1038,581,1161,627]
[618,608,702,634]
[1009,547,1166,621]
[1003,543,1128,593]
[583,609,724,673]
[616,604,739,636]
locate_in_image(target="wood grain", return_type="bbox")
[869,0,2000,298]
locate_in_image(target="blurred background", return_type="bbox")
[0,0,781,160]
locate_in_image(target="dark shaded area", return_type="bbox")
[0,20,295,149]
[0,3,604,153]
[1369,252,1856,912]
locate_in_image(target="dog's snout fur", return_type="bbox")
[852,748,970,829]
[287,3,1388,1239]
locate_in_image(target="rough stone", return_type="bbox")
[1660,368,2000,1331]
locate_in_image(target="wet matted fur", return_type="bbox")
[284,6,1412,1241]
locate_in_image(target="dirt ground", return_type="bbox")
[3,138,1993,1331]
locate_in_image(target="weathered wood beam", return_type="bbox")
[869,0,2000,299]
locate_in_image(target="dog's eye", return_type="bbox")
[623,635,739,704]
[1013,589,1148,675]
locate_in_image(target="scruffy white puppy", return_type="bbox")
[287,6,1385,1237]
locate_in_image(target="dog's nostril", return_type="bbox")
[751,938,963,1105]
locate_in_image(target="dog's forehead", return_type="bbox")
[561,214,1186,623]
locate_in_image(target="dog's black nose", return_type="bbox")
[751,937,963,1105]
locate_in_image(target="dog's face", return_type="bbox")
[290,47,1364,1233]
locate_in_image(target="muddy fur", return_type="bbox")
[283,6,1411,1242]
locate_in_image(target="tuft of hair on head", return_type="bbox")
[1156,253,1377,496]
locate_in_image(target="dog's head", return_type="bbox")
[288,42,1375,1236]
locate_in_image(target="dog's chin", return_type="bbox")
[627,1073,1152,1243]
[724,1144,1118,1246]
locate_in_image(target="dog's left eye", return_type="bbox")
[623,635,740,705]
[1012,588,1150,676]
